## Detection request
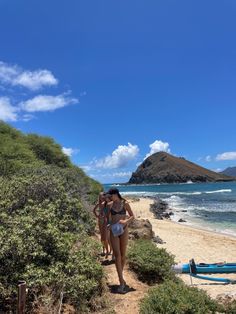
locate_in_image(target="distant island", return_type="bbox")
[128,152,235,184]
[221,166,236,177]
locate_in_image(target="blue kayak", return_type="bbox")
[173,261,236,274]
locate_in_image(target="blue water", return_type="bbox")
[104,181,236,236]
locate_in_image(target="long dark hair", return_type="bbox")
[98,192,105,204]
[107,188,126,201]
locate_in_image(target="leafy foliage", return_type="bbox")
[223,300,236,314]
[0,166,103,311]
[140,279,222,314]
[0,122,104,312]
[0,124,42,176]
[0,121,72,176]
[127,239,175,283]
[26,134,72,168]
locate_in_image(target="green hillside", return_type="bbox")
[0,122,104,313]
[0,122,73,176]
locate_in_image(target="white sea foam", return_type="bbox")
[121,191,157,197]
[121,189,232,198]
[205,189,232,194]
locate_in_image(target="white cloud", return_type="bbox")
[80,165,93,172]
[91,171,132,178]
[145,139,170,160]
[216,152,236,161]
[0,97,18,121]
[0,61,58,90]
[112,171,132,177]
[213,168,222,173]
[95,143,139,169]
[205,155,211,162]
[22,114,35,122]
[62,147,79,157]
[20,94,78,112]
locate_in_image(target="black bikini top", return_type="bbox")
[110,201,126,216]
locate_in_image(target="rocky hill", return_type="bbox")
[221,166,236,177]
[128,152,234,184]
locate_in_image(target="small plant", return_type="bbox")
[127,239,175,283]
[223,299,236,314]
[140,279,222,314]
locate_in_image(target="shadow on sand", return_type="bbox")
[108,284,136,295]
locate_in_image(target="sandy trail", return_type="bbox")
[102,261,149,314]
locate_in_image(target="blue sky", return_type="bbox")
[0,0,236,183]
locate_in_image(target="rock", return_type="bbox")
[162,212,171,219]
[128,151,233,184]
[129,218,154,240]
[150,198,172,220]
[178,218,186,223]
[153,235,165,244]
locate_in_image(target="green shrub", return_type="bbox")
[0,166,103,312]
[0,121,72,176]
[26,134,72,168]
[127,239,175,283]
[140,279,222,314]
[223,300,236,314]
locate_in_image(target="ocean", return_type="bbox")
[103,181,236,237]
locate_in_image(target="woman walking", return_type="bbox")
[107,188,134,293]
[93,192,110,258]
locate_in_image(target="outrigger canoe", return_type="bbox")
[173,260,236,274]
[173,259,236,283]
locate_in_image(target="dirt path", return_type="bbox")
[101,257,149,314]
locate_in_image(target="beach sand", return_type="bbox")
[129,197,236,299]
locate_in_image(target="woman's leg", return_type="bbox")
[119,227,129,270]
[101,223,109,257]
[110,233,124,285]
[107,230,112,254]
[98,220,105,254]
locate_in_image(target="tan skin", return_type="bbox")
[93,193,109,257]
[108,193,134,288]
[104,194,113,255]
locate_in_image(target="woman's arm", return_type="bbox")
[93,203,99,218]
[106,202,112,226]
[120,202,134,225]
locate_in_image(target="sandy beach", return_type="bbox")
[129,197,236,299]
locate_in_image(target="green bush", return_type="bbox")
[140,279,222,314]
[0,121,72,176]
[0,166,103,312]
[127,239,175,283]
[223,300,236,314]
[26,134,72,168]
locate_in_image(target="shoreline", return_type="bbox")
[127,194,236,239]
[129,196,236,241]
[129,197,236,299]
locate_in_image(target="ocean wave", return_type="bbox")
[121,189,232,197]
[205,189,232,194]
[121,191,157,196]
[158,191,202,195]
[194,207,236,214]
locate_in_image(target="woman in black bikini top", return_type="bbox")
[110,205,126,216]
[107,188,134,293]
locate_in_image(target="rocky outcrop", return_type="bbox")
[129,219,154,240]
[128,152,234,184]
[150,198,173,220]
